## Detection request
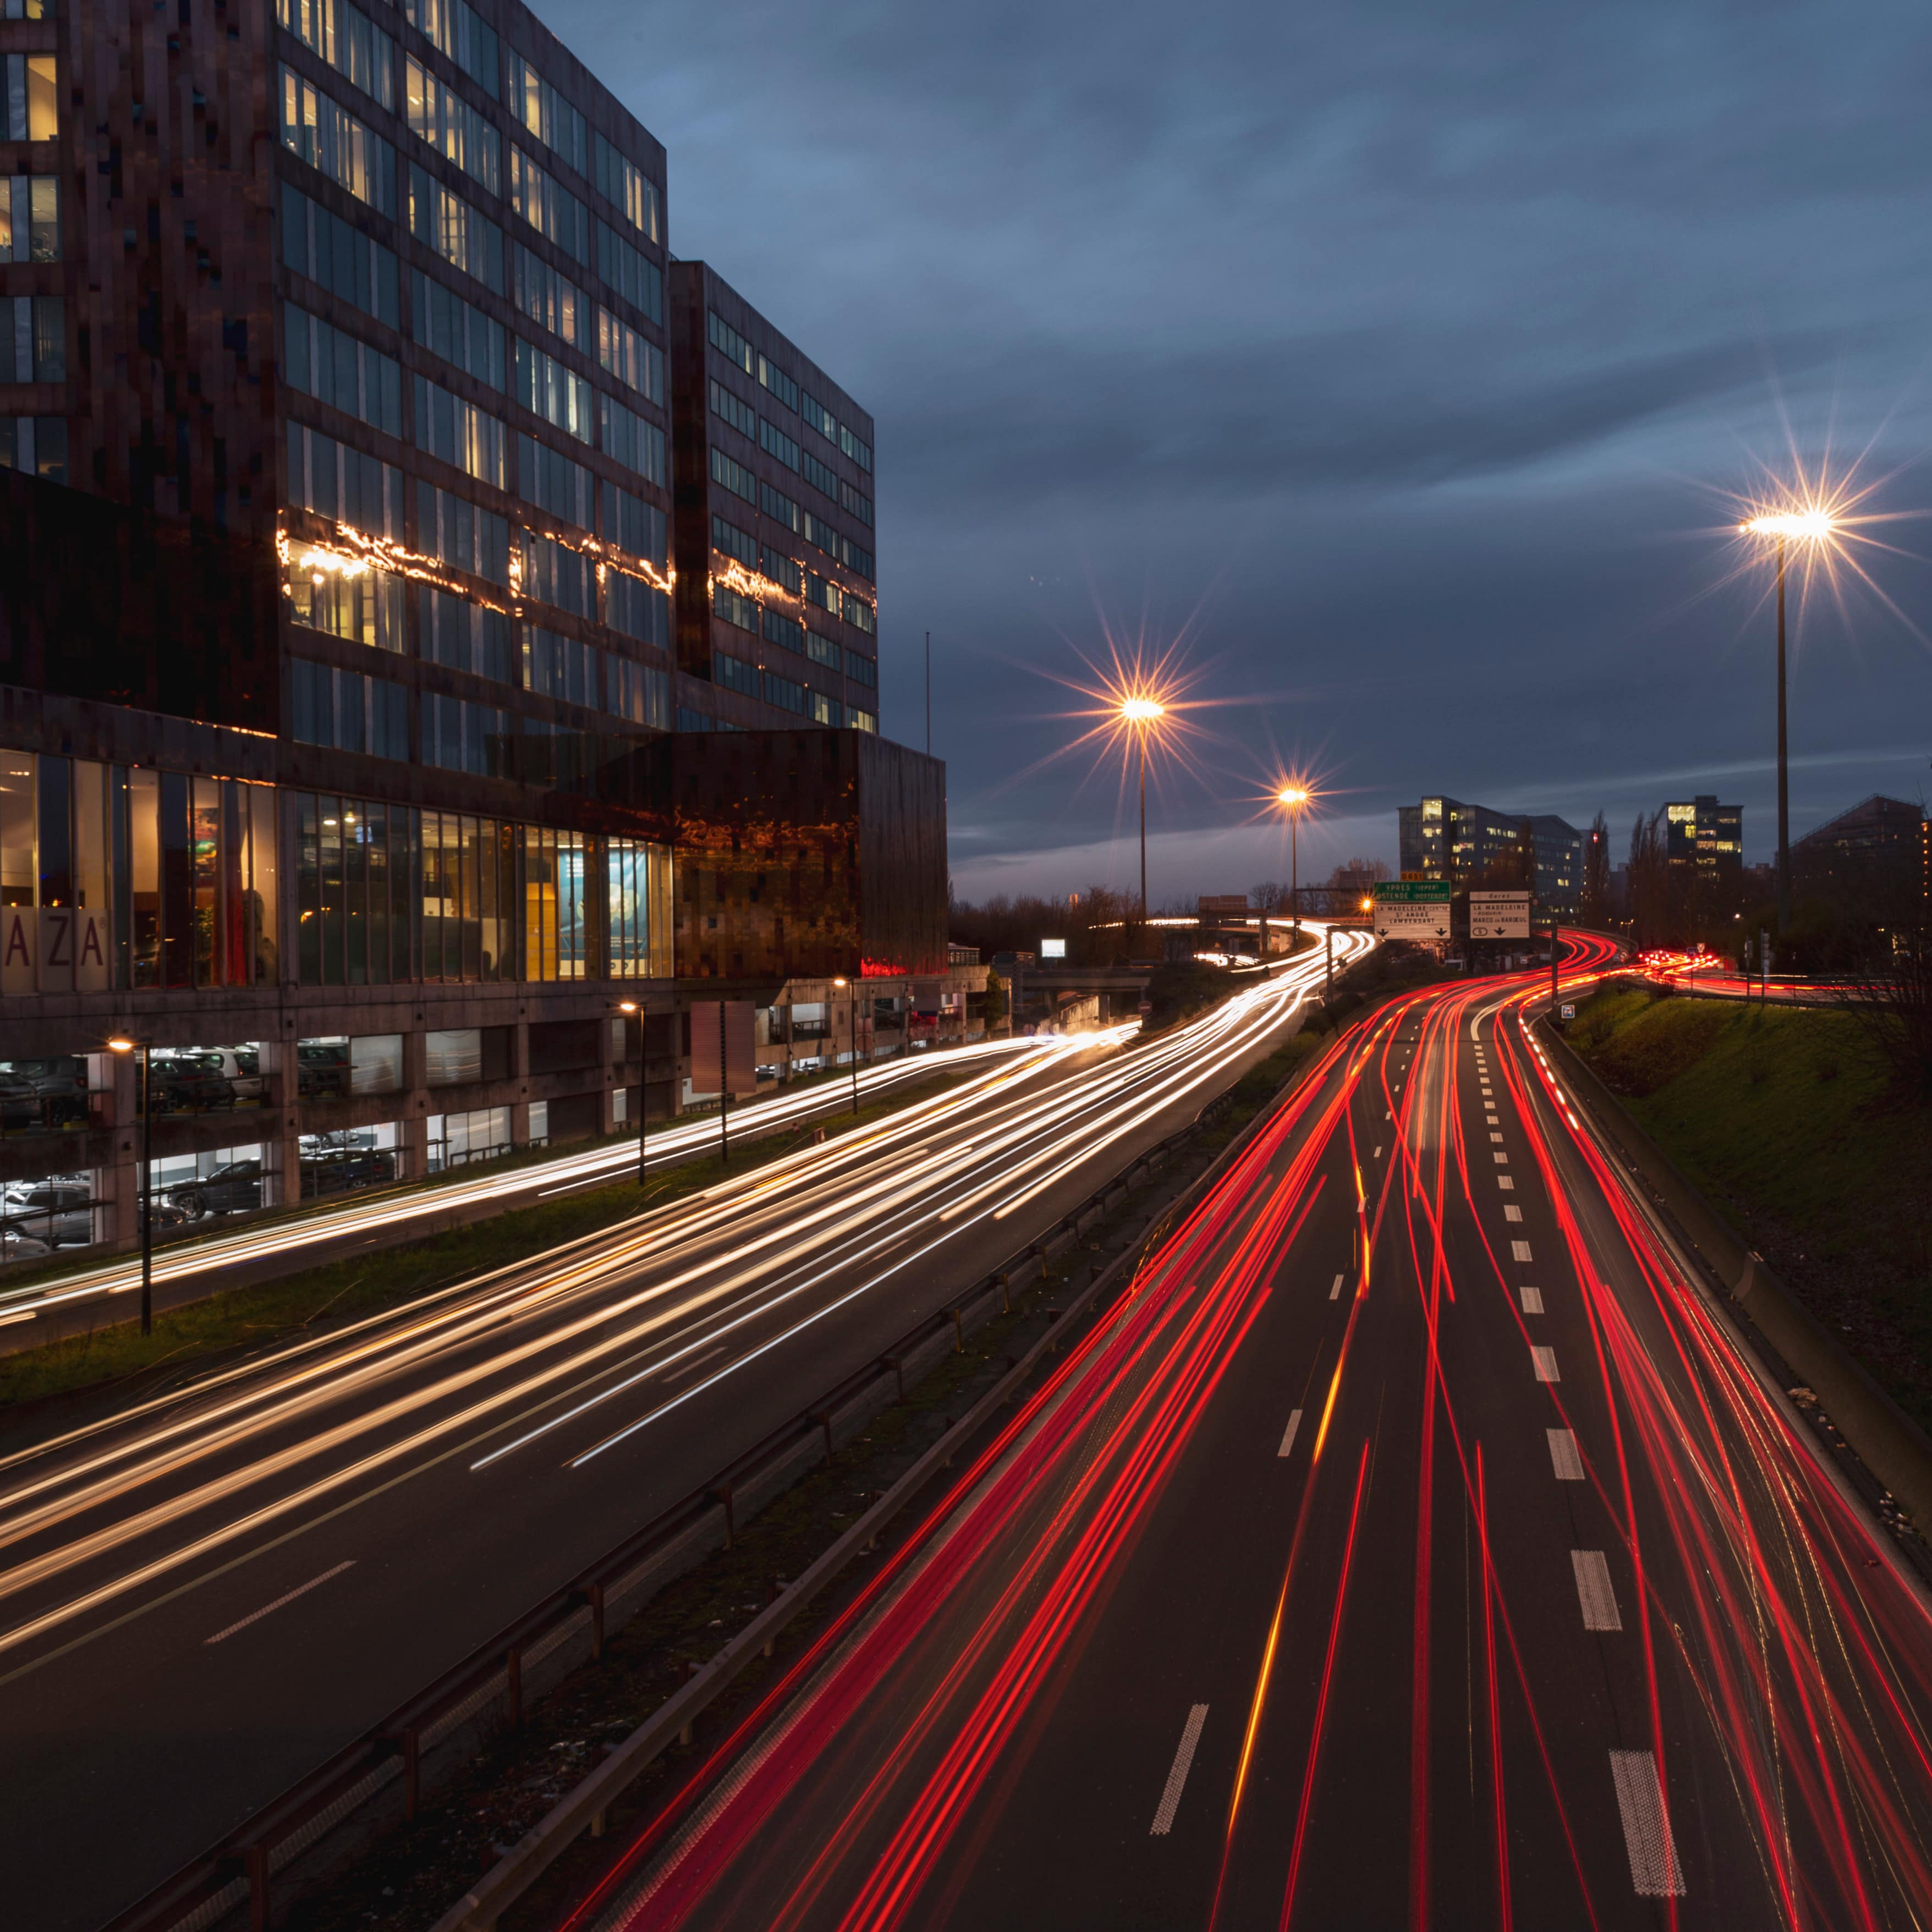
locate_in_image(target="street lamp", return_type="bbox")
[612,1001,644,1187]
[106,1036,153,1336]
[1740,506,1837,934]
[1118,695,1165,923]
[1276,784,1310,953]
[832,975,859,1114]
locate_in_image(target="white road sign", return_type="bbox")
[1469,890,1532,940]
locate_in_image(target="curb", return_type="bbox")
[1538,1013,1932,1538]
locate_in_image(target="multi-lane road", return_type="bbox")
[561,931,1932,1931]
[0,927,1369,1932]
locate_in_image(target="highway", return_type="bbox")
[0,926,1369,1932]
[561,929,1932,1932]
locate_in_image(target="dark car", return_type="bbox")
[0,1182,95,1247]
[148,1055,235,1114]
[0,1073,42,1133]
[297,1043,351,1101]
[166,1159,264,1220]
[0,1058,90,1129]
[298,1148,396,1199]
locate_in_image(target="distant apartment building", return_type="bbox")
[0,0,971,1264]
[1664,795,1743,879]
[1397,796,1583,912]
[1792,794,1928,916]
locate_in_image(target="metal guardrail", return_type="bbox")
[96,1111,1226,1932]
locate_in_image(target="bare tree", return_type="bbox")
[1582,811,1611,927]
[1835,927,1932,1098]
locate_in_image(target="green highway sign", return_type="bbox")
[1373,879,1451,938]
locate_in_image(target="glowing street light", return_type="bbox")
[1739,502,1838,932]
[832,976,860,1113]
[1117,694,1167,920]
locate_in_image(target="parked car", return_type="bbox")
[166,1159,264,1220]
[0,1073,42,1133]
[0,1225,50,1261]
[0,1182,95,1247]
[0,1058,90,1129]
[297,1042,350,1101]
[147,1055,235,1114]
[298,1148,396,1199]
[167,1049,264,1106]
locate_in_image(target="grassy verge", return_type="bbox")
[0,1065,985,1423]
[1568,980,1932,1432]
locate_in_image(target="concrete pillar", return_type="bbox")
[400,1031,430,1181]
[103,1047,139,1249]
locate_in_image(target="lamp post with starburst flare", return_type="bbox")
[1276,784,1310,952]
[1117,694,1166,921]
[1739,506,1837,935]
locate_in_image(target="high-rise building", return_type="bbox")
[1664,795,1743,877]
[1792,794,1926,918]
[667,264,879,737]
[0,0,965,1260]
[1397,796,1583,912]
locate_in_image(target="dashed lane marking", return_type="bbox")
[1277,1409,1303,1458]
[206,1561,357,1646]
[1150,1705,1210,1836]
[1532,1346,1560,1382]
[1573,1550,1622,1631]
[1504,1206,1522,1222]
[1520,1286,1544,1314]
[1548,1430,1585,1480]
[1609,1750,1686,1896]
[1512,1240,1533,1263]
[1329,1274,1344,1301]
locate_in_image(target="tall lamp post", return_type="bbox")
[832,975,859,1113]
[106,1036,153,1336]
[1118,696,1165,925]
[1276,785,1310,953]
[1740,508,1835,934]
[613,1000,644,1185]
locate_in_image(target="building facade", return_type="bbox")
[1664,795,1743,879]
[1792,794,1928,920]
[0,0,968,1260]
[1397,795,1583,912]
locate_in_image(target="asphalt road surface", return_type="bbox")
[0,930,1368,1932]
[562,930,1932,1932]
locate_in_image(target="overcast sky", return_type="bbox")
[551,0,1932,903]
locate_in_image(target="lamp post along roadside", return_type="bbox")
[1277,786,1310,951]
[106,1037,152,1335]
[1740,507,1835,935]
[1116,696,1165,927]
[613,1001,644,1185]
[833,976,859,1113]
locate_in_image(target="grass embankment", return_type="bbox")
[0,1068,984,1423]
[1568,981,1932,1432]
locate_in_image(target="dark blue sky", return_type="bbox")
[552,0,1932,903]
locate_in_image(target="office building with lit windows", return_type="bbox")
[0,0,963,1263]
[1397,795,1583,913]
[1664,795,1743,879]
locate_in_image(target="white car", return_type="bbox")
[0,1225,51,1261]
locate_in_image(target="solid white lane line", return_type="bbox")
[1150,1704,1210,1836]
[1532,1346,1560,1382]
[1519,1286,1544,1314]
[1548,1429,1585,1480]
[1609,1749,1686,1896]
[1572,1550,1622,1630]
[1504,1206,1522,1222]
[1329,1274,1344,1301]
[1512,1240,1533,1263]
[1277,1409,1303,1458]
[205,1560,356,1645]
[661,1343,727,1384]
